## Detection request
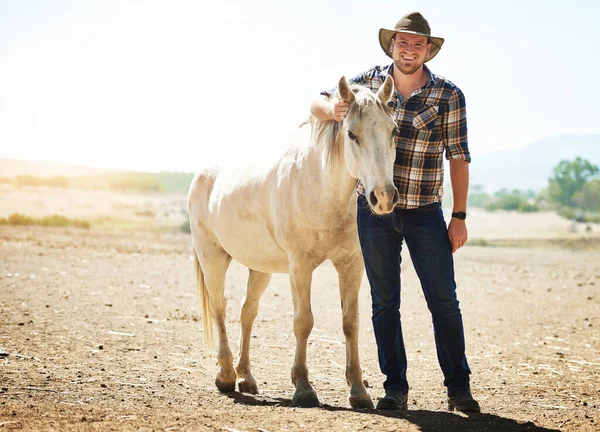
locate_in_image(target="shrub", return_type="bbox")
[583,213,600,224]
[136,178,163,193]
[180,220,191,233]
[109,176,164,193]
[573,179,600,212]
[39,215,70,227]
[13,175,70,188]
[518,201,539,213]
[134,209,157,218]
[557,207,576,220]
[44,176,69,188]
[467,238,489,247]
[4,213,90,229]
[14,175,42,187]
[8,213,35,225]
[485,189,532,211]
[557,207,600,224]
[71,219,91,229]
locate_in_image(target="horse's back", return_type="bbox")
[188,159,291,272]
[187,123,356,273]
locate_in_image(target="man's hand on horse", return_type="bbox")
[332,100,349,122]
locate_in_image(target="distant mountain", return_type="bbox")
[469,134,600,192]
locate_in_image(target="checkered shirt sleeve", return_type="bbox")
[443,88,471,162]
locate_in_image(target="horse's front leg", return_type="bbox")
[288,255,319,407]
[333,254,374,409]
[236,269,271,394]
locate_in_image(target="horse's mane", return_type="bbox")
[306,84,391,164]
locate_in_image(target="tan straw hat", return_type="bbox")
[379,12,445,62]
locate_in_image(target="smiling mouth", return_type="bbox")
[401,56,416,61]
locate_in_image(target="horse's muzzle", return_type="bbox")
[368,185,399,214]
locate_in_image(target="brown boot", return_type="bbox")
[376,389,408,411]
[448,390,480,413]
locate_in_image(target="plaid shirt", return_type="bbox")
[322,64,471,209]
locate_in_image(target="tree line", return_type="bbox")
[468,157,600,223]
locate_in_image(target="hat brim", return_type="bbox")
[378,28,444,62]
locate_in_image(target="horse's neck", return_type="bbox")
[305,132,357,212]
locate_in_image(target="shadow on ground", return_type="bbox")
[227,393,559,432]
[227,392,293,407]
[357,409,558,432]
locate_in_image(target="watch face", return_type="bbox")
[452,212,467,220]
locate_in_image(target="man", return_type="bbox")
[310,12,480,412]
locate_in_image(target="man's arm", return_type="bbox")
[310,69,372,122]
[310,95,348,123]
[448,159,469,253]
[443,87,471,254]
[450,159,469,214]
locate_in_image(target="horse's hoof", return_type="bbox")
[293,391,321,408]
[349,395,374,410]
[237,378,258,394]
[215,377,236,393]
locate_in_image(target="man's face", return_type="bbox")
[391,33,431,75]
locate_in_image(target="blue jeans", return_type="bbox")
[357,195,471,394]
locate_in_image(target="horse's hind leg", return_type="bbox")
[195,240,235,393]
[236,269,271,394]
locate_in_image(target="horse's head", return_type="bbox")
[338,76,399,215]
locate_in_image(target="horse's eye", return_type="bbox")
[347,131,359,144]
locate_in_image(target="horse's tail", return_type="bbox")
[194,253,214,350]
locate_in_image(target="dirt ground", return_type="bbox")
[0,225,598,432]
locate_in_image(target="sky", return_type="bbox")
[0,0,599,173]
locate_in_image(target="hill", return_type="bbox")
[469,134,600,192]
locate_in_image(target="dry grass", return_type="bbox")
[0,184,187,231]
[0,213,90,229]
[469,236,600,250]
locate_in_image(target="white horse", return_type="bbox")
[188,76,398,408]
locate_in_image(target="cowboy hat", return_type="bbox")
[379,12,445,62]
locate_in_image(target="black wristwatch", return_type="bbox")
[451,211,467,220]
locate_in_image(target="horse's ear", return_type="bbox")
[338,76,355,104]
[377,75,394,103]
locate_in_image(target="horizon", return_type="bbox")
[2,131,600,176]
[1,0,599,173]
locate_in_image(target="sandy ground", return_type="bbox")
[1,224,599,431]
